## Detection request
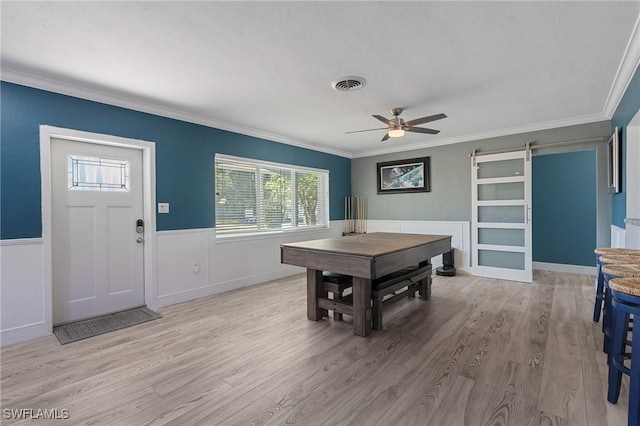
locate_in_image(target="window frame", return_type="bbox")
[214,154,330,238]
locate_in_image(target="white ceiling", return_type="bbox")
[2,1,639,158]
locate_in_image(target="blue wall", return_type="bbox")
[611,66,640,228]
[0,82,351,239]
[532,150,597,266]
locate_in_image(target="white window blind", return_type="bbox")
[215,155,329,235]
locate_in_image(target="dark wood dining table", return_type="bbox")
[280,232,452,336]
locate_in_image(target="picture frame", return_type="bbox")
[607,127,621,194]
[377,157,430,194]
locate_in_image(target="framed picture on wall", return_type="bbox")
[377,157,431,194]
[607,127,621,194]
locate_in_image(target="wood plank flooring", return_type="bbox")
[0,271,631,425]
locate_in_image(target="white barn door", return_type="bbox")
[471,150,532,282]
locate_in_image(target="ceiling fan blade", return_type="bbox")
[381,133,390,142]
[372,115,394,126]
[345,127,389,134]
[405,127,440,135]
[404,113,447,127]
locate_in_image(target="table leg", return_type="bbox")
[352,276,372,337]
[307,269,327,320]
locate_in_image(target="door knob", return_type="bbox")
[136,237,144,244]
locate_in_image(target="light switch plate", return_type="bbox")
[158,203,169,214]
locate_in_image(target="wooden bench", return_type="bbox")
[317,262,433,330]
[371,262,433,330]
[322,272,353,321]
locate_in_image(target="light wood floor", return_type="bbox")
[0,271,631,426]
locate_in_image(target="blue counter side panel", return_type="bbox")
[532,150,596,266]
[0,82,351,239]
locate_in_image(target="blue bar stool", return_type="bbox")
[594,248,640,322]
[607,277,640,426]
[602,264,640,354]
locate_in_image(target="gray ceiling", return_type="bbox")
[2,1,639,158]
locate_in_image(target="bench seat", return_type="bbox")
[371,263,433,330]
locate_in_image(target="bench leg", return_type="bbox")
[408,283,417,298]
[372,297,383,330]
[333,290,344,321]
[419,275,432,300]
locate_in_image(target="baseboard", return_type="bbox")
[533,261,596,276]
[0,237,43,246]
[0,321,50,347]
[154,266,303,308]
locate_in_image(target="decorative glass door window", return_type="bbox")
[68,155,130,192]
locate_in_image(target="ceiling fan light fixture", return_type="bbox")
[388,128,405,138]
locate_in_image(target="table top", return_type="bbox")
[281,232,451,258]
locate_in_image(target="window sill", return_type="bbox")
[213,226,332,244]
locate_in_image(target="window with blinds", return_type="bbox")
[214,155,329,235]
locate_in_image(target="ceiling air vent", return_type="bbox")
[331,76,366,92]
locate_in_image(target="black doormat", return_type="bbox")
[53,307,162,345]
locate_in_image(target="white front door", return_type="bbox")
[51,138,145,325]
[471,150,532,282]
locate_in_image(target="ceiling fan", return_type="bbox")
[347,108,447,141]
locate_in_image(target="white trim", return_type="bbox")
[156,228,216,236]
[0,238,43,246]
[155,267,302,308]
[0,239,47,346]
[625,109,640,250]
[0,68,615,160]
[2,69,352,159]
[154,220,344,309]
[39,125,158,332]
[213,226,333,244]
[611,224,626,248]
[603,14,640,118]
[155,226,335,242]
[216,153,330,175]
[533,261,596,276]
[0,321,50,347]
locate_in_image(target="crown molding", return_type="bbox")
[0,68,353,159]
[603,13,640,118]
[352,113,609,158]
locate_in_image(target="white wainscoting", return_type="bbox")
[154,222,343,308]
[0,223,342,346]
[611,224,626,248]
[366,220,471,272]
[0,239,49,346]
[624,219,640,249]
[5,219,604,346]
